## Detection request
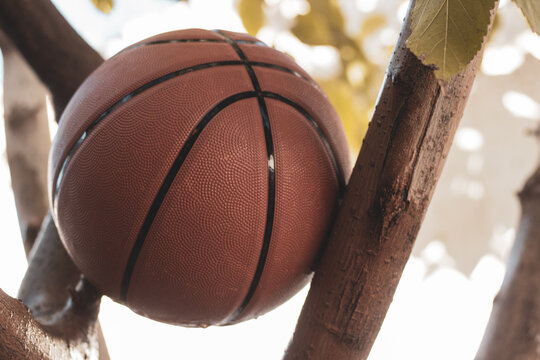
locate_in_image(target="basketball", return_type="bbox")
[48,29,351,326]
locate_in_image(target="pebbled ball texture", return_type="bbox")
[49,29,352,326]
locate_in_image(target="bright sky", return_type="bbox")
[2,0,538,358]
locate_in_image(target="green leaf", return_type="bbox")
[406,0,497,80]
[91,0,113,14]
[512,0,540,34]
[238,0,265,35]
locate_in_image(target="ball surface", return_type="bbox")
[49,29,351,326]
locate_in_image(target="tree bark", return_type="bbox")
[0,214,110,360]
[0,280,104,360]
[0,0,103,118]
[18,215,86,323]
[285,1,499,359]
[475,146,540,360]
[0,30,51,255]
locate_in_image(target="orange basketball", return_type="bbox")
[49,29,351,326]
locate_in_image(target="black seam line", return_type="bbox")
[233,40,268,45]
[119,91,258,302]
[249,61,311,83]
[125,38,267,52]
[214,30,276,323]
[52,60,311,208]
[262,92,346,196]
[52,60,244,206]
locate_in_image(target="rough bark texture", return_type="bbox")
[0,282,103,360]
[0,215,110,360]
[284,2,499,359]
[0,0,103,118]
[19,215,85,323]
[475,153,540,360]
[0,30,51,255]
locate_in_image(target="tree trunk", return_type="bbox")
[285,1,499,359]
[475,144,540,360]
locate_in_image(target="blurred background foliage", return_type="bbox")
[238,0,386,153]
[91,0,114,14]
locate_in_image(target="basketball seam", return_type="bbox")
[249,61,312,83]
[52,60,312,207]
[121,38,267,56]
[134,38,267,48]
[119,91,259,301]
[214,30,276,323]
[124,35,311,84]
[262,91,346,194]
[124,37,315,85]
[52,36,341,322]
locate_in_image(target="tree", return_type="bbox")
[0,0,538,359]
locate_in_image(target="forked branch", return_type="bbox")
[0,215,108,360]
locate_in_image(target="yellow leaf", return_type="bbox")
[292,0,345,46]
[359,13,387,39]
[91,0,113,14]
[406,0,497,80]
[512,0,540,35]
[238,0,265,36]
[292,12,334,45]
[320,79,368,152]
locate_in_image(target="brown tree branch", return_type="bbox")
[0,215,109,360]
[0,30,51,255]
[285,1,499,359]
[475,142,540,360]
[0,281,104,360]
[18,214,84,322]
[0,0,103,118]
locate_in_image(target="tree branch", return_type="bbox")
[285,1,499,359]
[0,30,51,255]
[0,215,109,360]
[475,139,540,360]
[0,282,103,360]
[0,0,103,118]
[18,214,83,322]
